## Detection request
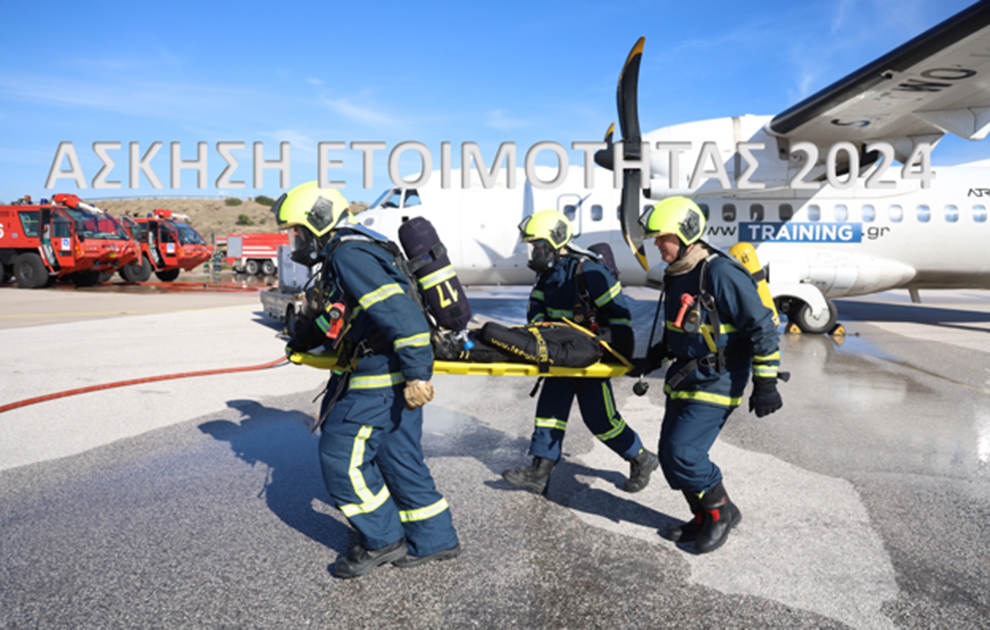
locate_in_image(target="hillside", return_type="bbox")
[89,197,370,244]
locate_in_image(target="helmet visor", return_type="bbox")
[288,225,320,266]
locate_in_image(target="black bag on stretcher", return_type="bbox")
[398,216,472,332]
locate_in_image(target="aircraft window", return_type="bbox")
[722,204,736,222]
[563,205,576,221]
[749,204,764,221]
[834,204,848,222]
[889,205,903,223]
[404,190,421,207]
[591,204,603,221]
[779,204,793,221]
[698,203,710,220]
[807,205,821,221]
[974,205,987,223]
[944,205,958,223]
[861,205,876,222]
[917,205,931,223]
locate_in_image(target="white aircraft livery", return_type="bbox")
[357,0,990,333]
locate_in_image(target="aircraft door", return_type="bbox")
[557,194,582,237]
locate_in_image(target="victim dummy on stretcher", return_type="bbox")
[289,317,634,378]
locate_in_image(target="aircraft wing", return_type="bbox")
[768,1,990,150]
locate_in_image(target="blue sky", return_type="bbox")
[1,0,984,204]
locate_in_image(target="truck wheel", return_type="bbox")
[121,255,153,283]
[262,259,276,276]
[71,270,102,287]
[792,299,838,334]
[245,259,260,275]
[13,252,49,289]
[155,268,181,282]
[98,271,113,283]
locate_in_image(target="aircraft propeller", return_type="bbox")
[596,37,650,271]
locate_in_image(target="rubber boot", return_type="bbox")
[662,490,705,542]
[624,448,659,493]
[502,456,557,496]
[694,481,742,554]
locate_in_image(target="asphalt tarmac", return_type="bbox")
[1,280,989,629]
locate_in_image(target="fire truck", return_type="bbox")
[221,232,288,276]
[117,209,213,282]
[0,194,138,288]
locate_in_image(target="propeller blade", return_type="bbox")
[617,37,644,146]
[616,37,649,271]
[623,169,649,271]
[593,122,616,170]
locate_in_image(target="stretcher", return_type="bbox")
[288,351,632,378]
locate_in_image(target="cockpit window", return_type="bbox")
[371,188,420,210]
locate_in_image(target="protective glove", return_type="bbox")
[749,377,782,417]
[403,379,435,410]
[284,343,295,360]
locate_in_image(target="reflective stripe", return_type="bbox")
[419,265,456,290]
[595,382,626,441]
[316,315,331,334]
[350,372,405,389]
[535,416,567,431]
[547,308,574,319]
[609,318,631,327]
[340,425,391,518]
[399,498,449,523]
[753,365,778,378]
[394,332,431,351]
[665,320,737,334]
[664,384,741,408]
[358,283,404,310]
[531,290,545,301]
[594,282,622,308]
[754,351,780,362]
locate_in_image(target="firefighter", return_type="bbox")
[277,181,460,578]
[639,196,782,554]
[502,209,659,496]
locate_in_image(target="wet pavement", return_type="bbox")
[1,285,988,628]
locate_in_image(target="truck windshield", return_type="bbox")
[174,222,207,245]
[63,207,129,240]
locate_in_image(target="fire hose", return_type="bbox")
[0,356,288,414]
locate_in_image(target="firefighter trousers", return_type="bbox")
[318,387,458,558]
[529,377,644,462]
[658,397,734,493]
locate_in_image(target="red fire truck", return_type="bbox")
[221,232,288,276]
[0,194,138,288]
[117,209,213,282]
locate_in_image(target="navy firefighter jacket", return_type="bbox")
[527,253,635,359]
[295,227,433,392]
[662,252,780,408]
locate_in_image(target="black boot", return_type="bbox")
[333,538,407,579]
[662,490,705,542]
[694,481,742,554]
[624,448,659,493]
[502,456,557,496]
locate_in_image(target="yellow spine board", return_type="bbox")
[288,351,631,378]
[727,242,779,325]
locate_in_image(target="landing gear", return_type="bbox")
[778,297,838,334]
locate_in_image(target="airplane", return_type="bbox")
[355,0,990,334]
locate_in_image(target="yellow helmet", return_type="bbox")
[639,196,706,245]
[272,182,351,266]
[518,209,573,250]
[273,181,351,236]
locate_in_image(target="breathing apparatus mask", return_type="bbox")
[527,239,561,273]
